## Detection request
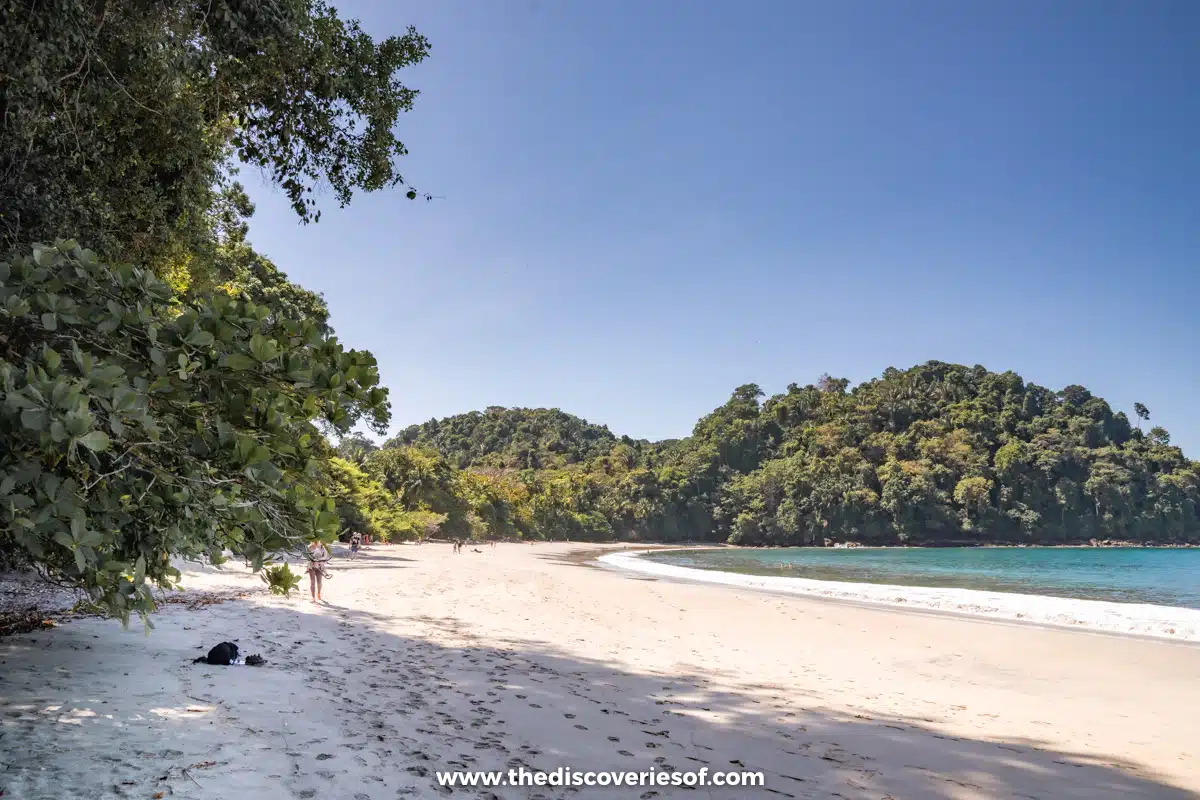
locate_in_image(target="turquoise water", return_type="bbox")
[642,547,1200,609]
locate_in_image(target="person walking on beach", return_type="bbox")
[307,540,330,603]
[349,531,363,560]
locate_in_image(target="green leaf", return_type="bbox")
[20,408,47,431]
[112,386,140,414]
[226,354,257,371]
[64,411,91,436]
[5,391,37,410]
[78,530,104,548]
[43,347,62,371]
[92,364,124,383]
[41,312,57,330]
[42,474,63,501]
[186,330,214,347]
[249,334,278,362]
[76,430,111,452]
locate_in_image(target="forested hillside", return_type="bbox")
[390,407,624,469]
[355,363,1198,546]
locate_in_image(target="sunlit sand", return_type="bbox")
[2,543,1196,798]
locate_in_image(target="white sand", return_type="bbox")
[1,543,1198,799]
[601,549,1200,642]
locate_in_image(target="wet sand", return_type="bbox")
[1,542,1197,798]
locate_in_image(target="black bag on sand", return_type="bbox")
[192,642,268,666]
[194,641,239,665]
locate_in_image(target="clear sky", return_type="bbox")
[243,1,1200,453]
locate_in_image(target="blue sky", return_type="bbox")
[243,1,1200,453]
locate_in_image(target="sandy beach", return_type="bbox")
[2,542,1198,799]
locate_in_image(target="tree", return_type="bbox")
[0,242,389,624]
[2,0,432,268]
[336,433,380,466]
[1133,402,1150,431]
[348,363,1199,548]
[325,456,404,540]
[817,374,850,394]
[0,0,435,622]
[953,477,993,525]
[389,407,619,470]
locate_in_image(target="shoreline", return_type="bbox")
[599,549,1200,643]
[2,543,1199,797]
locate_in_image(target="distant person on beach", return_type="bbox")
[349,531,363,560]
[307,540,330,603]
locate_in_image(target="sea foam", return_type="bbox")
[598,550,1200,643]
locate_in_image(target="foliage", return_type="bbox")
[1,0,432,268]
[325,457,403,541]
[720,362,1198,545]
[0,0,431,618]
[335,433,380,465]
[390,407,625,470]
[391,509,447,543]
[0,241,389,623]
[385,363,1199,547]
[260,563,302,596]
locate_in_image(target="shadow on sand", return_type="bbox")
[0,557,1191,799]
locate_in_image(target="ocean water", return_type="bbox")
[641,547,1200,610]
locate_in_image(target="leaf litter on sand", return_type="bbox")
[0,611,57,638]
[0,588,253,639]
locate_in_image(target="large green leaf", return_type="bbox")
[76,430,111,452]
[226,353,257,371]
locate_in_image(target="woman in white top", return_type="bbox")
[307,540,330,603]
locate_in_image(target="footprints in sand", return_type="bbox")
[7,549,1162,800]
[249,603,772,798]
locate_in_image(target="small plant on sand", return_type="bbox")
[261,564,304,596]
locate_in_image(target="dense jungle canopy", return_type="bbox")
[357,363,1197,547]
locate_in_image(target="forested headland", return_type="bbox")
[333,365,1199,548]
